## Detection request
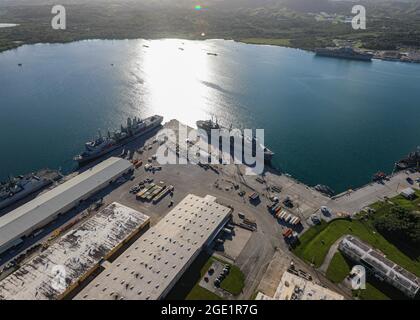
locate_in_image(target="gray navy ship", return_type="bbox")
[395,146,420,171]
[74,115,163,165]
[196,118,275,162]
[315,47,373,61]
[0,170,61,210]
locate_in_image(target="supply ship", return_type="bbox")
[196,118,275,162]
[74,115,163,165]
[315,47,373,61]
[0,170,61,210]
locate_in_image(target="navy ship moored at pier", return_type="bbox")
[74,115,163,165]
[196,118,275,162]
[315,47,373,61]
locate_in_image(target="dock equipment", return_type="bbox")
[249,192,260,201]
[243,217,257,227]
[152,185,173,204]
[279,211,288,219]
[270,204,280,213]
[142,184,158,199]
[290,217,299,225]
[282,228,293,238]
[136,184,155,199]
[146,185,163,201]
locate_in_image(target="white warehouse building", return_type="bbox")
[0,157,133,255]
[75,194,232,300]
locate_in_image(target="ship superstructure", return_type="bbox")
[196,118,274,162]
[0,170,60,210]
[395,146,420,171]
[74,115,163,164]
[315,47,373,61]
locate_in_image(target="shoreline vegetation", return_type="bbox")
[1,0,420,58]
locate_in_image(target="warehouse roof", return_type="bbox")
[257,271,344,300]
[75,194,231,300]
[0,202,149,300]
[0,157,133,252]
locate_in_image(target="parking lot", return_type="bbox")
[198,260,232,299]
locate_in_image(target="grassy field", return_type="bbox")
[240,38,291,47]
[326,245,413,299]
[166,252,221,300]
[220,263,245,296]
[293,218,420,275]
[326,252,351,283]
[168,252,245,300]
[186,285,222,300]
[3,1,420,55]
[353,283,391,300]
[185,256,222,300]
[294,191,420,300]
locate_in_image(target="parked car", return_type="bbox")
[311,215,321,224]
[283,196,293,208]
[320,206,331,216]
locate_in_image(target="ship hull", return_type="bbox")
[75,119,163,165]
[315,52,372,61]
[196,123,274,163]
[0,179,51,210]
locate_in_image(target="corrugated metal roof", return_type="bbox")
[0,157,132,251]
[75,194,231,300]
[0,202,149,300]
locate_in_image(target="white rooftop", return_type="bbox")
[0,202,149,300]
[339,235,420,297]
[401,187,416,196]
[75,194,231,300]
[257,271,344,300]
[0,157,133,252]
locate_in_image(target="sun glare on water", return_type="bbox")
[139,40,217,126]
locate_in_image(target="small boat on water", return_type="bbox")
[372,171,387,182]
[207,52,218,56]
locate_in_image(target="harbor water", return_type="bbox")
[1,39,420,193]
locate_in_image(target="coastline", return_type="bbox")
[3,37,420,65]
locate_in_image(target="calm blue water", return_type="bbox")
[1,39,420,193]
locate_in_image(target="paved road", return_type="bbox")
[318,236,345,274]
[330,170,420,215]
